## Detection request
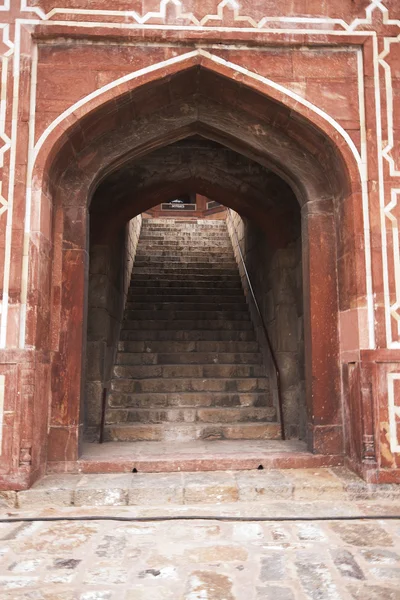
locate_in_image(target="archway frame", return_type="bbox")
[27,53,370,470]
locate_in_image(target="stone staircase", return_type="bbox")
[105,218,280,442]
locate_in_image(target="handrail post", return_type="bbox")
[227,210,286,441]
[99,387,108,444]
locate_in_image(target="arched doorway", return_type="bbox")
[86,138,304,445]
[31,57,364,469]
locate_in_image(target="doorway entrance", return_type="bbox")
[34,59,360,472]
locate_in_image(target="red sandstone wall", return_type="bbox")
[0,0,399,487]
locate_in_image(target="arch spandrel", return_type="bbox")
[32,52,361,210]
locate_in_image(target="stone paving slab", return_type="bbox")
[13,468,400,510]
[0,513,398,599]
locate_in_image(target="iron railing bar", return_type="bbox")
[227,210,286,441]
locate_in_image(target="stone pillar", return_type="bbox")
[48,206,89,463]
[302,200,342,455]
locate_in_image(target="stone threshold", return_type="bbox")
[4,467,400,512]
[47,440,344,474]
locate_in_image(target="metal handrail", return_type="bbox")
[227,210,286,441]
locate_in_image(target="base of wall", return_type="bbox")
[345,457,400,484]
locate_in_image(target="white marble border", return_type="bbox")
[388,372,400,454]
[0,25,15,349]
[17,0,395,34]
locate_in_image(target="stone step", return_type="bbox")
[137,243,233,252]
[117,341,260,353]
[112,364,265,379]
[139,237,231,245]
[132,273,240,282]
[134,256,236,265]
[135,256,237,273]
[142,220,227,227]
[121,320,253,331]
[105,406,277,425]
[111,377,268,393]
[141,228,228,233]
[135,249,234,257]
[123,310,250,321]
[120,330,256,341]
[141,227,228,232]
[138,243,232,250]
[115,351,262,366]
[130,280,242,288]
[126,302,248,311]
[108,391,270,408]
[22,466,400,508]
[104,422,281,442]
[139,229,229,235]
[140,226,229,232]
[133,267,238,276]
[138,244,232,252]
[128,288,245,298]
[140,228,229,233]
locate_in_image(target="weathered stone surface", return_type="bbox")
[256,586,295,600]
[360,549,400,564]
[185,571,234,600]
[236,470,292,502]
[295,523,326,541]
[290,468,345,500]
[260,553,286,581]
[0,493,17,509]
[347,584,400,600]
[129,473,184,506]
[331,549,365,580]
[232,523,264,541]
[0,510,399,598]
[183,473,238,504]
[17,475,77,508]
[186,545,248,563]
[330,523,394,547]
[295,552,342,600]
[126,588,174,599]
[13,468,400,510]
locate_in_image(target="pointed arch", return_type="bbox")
[22,46,372,473]
[32,49,362,197]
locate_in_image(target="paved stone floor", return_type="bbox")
[0,514,399,599]
[0,467,399,599]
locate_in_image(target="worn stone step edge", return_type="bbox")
[108,391,270,408]
[133,272,239,279]
[119,331,257,341]
[129,281,243,288]
[112,364,265,378]
[123,311,250,321]
[117,341,260,352]
[135,250,234,257]
[115,352,262,365]
[105,422,281,442]
[105,406,277,425]
[121,321,253,331]
[128,288,244,295]
[16,468,400,509]
[126,301,248,308]
[111,377,269,393]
